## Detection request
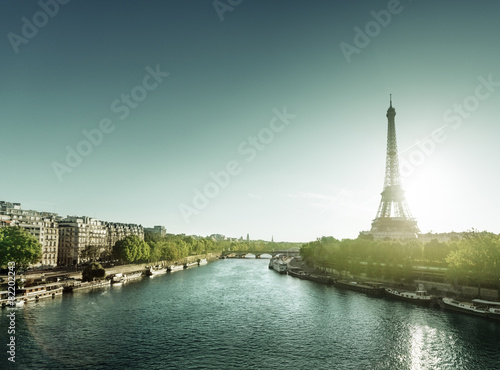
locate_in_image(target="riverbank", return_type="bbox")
[0,253,220,288]
[0,253,220,307]
[288,258,499,302]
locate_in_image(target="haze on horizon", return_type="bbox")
[2,0,500,242]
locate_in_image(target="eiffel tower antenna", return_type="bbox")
[370,97,419,239]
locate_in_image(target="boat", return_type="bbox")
[184,262,198,269]
[441,297,500,320]
[288,269,335,284]
[123,271,143,281]
[0,290,19,308]
[198,258,208,266]
[111,273,125,284]
[64,279,110,292]
[334,280,385,296]
[440,297,489,318]
[287,269,307,279]
[45,282,64,297]
[167,264,184,272]
[11,283,64,304]
[145,266,167,276]
[306,274,335,285]
[111,271,143,283]
[0,291,10,308]
[384,284,435,306]
[269,255,290,274]
[472,299,500,320]
[272,259,288,274]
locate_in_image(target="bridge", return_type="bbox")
[221,249,301,258]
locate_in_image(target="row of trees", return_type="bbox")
[300,236,457,270]
[113,235,150,263]
[300,231,500,289]
[115,232,297,264]
[0,225,294,270]
[446,231,500,289]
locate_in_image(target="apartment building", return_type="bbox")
[0,201,59,268]
[144,225,166,237]
[58,216,107,266]
[1,201,146,268]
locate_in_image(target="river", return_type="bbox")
[1,259,500,369]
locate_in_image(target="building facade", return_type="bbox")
[145,225,166,236]
[1,201,147,268]
[58,217,144,266]
[1,201,59,268]
[106,222,145,256]
[58,216,107,266]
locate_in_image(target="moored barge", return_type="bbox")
[385,284,435,306]
[334,280,385,296]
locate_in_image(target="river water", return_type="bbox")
[1,259,500,369]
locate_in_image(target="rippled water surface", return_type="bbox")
[1,259,500,369]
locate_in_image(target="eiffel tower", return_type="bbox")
[370,96,419,240]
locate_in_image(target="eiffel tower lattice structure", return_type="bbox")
[370,96,419,240]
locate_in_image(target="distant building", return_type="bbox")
[0,214,11,227]
[106,222,144,252]
[0,201,21,211]
[145,225,166,237]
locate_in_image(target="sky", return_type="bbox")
[1,0,500,242]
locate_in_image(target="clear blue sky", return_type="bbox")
[1,0,500,241]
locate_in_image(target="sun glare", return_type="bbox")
[402,160,460,233]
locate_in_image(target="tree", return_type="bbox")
[113,235,150,263]
[82,262,106,282]
[0,227,42,269]
[79,244,102,262]
[446,231,500,294]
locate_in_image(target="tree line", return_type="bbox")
[111,232,295,264]
[6,224,497,292]
[0,226,293,271]
[300,231,500,290]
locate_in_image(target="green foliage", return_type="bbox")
[0,227,42,269]
[113,235,150,263]
[300,231,500,288]
[143,231,291,263]
[79,244,102,262]
[446,231,500,288]
[82,262,106,282]
[300,236,423,283]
